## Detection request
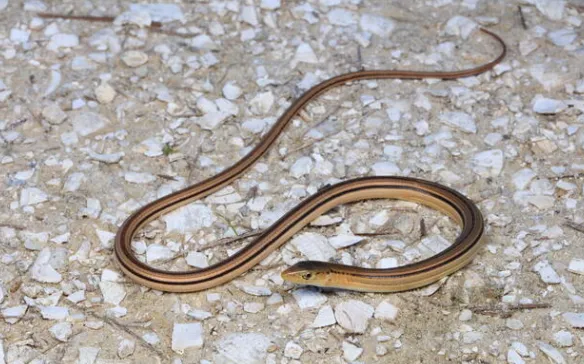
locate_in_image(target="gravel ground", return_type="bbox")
[1,0,584,363]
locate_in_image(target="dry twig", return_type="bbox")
[517,6,528,29]
[36,12,196,38]
[468,303,551,318]
[199,230,264,251]
[565,221,584,234]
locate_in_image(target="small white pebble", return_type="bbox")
[121,50,149,67]
[459,309,473,321]
[124,172,156,184]
[284,342,303,359]
[39,306,69,320]
[374,300,399,321]
[537,342,566,364]
[95,82,116,104]
[186,309,212,321]
[172,323,204,353]
[49,322,73,342]
[507,349,525,364]
[118,339,136,359]
[506,318,524,330]
[553,330,573,347]
[292,288,327,310]
[562,312,584,328]
[237,285,272,296]
[290,156,313,178]
[568,259,584,275]
[222,82,242,100]
[311,305,336,328]
[335,300,374,333]
[533,260,561,284]
[243,302,265,314]
[186,251,208,268]
[376,344,388,356]
[342,341,363,361]
[532,97,567,114]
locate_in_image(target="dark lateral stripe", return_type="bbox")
[129,178,481,287]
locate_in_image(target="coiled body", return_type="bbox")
[114,28,505,292]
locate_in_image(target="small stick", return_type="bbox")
[156,174,179,181]
[565,221,584,234]
[62,301,168,360]
[353,231,397,237]
[0,223,26,230]
[518,6,528,30]
[199,230,264,251]
[469,303,551,318]
[357,45,364,71]
[37,12,163,28]
[567,3,584,12]
[36,12,197,38]
[546,173,584,181]
[420,218,427,238]
[298,89,359,139]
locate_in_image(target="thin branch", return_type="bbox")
[357,45,364,71]
[0,223,26,230]
[63,301,168,360]
[38,12,162,27]
[420,218,427,238]
[156,174,179,181]
[298,89,359,139]
[353,231,397,237]
[36,12,197,38]
[199,230,264,251]
[565,221,584,234]
[517,6,528,30]
[546,173,584,181]
[469,303,551,318]
[215,212,239,237]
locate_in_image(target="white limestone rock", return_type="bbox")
[284,342,303,359]
[71,111,108,136]
[290,156,313,178]
[20,187,48,206]
[533,260,561,284]
[49,322,73,342]
[292,288,327,310]
[290,232,335,262]
[537,342,566,364]
[121,50,148,67]
[335,300,374,333]
[163,204,216,234]
[293,43,318,65]
[31,248,62,283]
[375,300,399,321]
[445,16,477,39]
[343,341,363,362]
[47,33,79,52]
[562,312,584,328]
[327,9,357,26]
[213,333,272,364]
[471,149,504,177]
[311,305,336,328]
[568,259,584,275]
[359,14,395,37]
[439,112,477,133]
[99,281,126,305]
[172,323,204,353]
[533,96,567,114]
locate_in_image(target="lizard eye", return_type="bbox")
[301,272,313,280]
